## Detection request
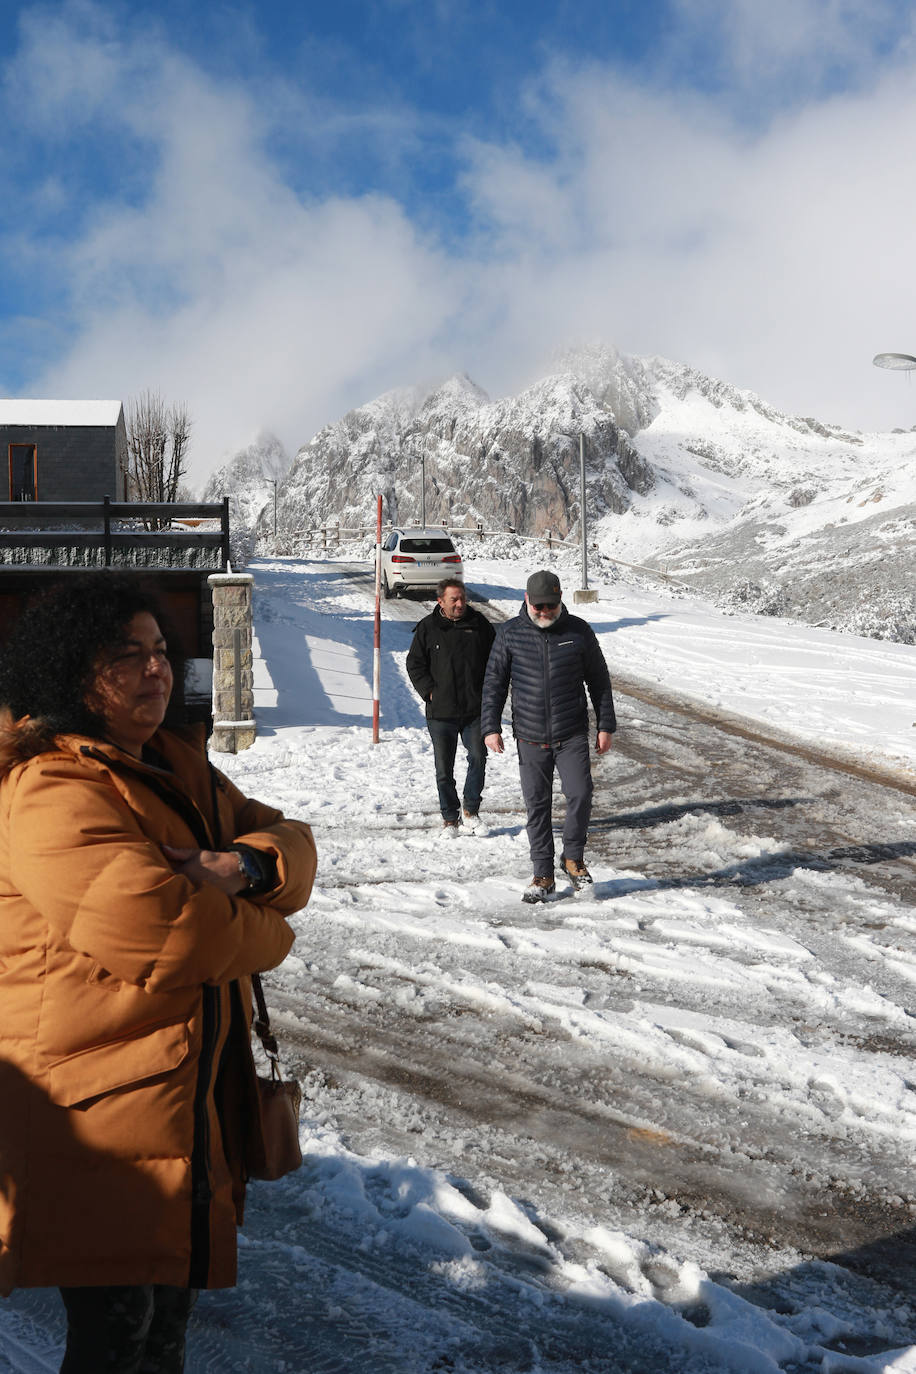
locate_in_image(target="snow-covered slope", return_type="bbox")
[607,358,916,640]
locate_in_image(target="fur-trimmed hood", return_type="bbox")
[0,713,61,777]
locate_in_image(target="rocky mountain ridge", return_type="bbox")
[201,430,291,563]
[203,344,916,641]
[276,362,654,542]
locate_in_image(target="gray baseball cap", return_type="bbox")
[526,570,562,603]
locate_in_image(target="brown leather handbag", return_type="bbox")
[249,974,303,1181]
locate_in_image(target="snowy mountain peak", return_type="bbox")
[207,341,914,641]
[426,373,490,406]
[278,349,654,536]
[550,342,658,435]
[201,430,290,508]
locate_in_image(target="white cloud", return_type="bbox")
[8,1,127,133]
[667,0,915,99]
[453,53,916,431]
[7,9,459,480]
[7,1,916,489]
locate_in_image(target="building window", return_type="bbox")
[9,444,37,501]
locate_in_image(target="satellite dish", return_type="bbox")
[873,352,916,370]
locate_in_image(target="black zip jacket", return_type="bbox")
[480,604,616,744]
[406,605,496,720]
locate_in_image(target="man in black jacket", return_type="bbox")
[406,578,496,833]
[480,569,615,901]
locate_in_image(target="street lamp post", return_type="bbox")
[873,352,916,372]
[872,352,916,428]
[559,430,598,605]
[420,445,427,528]
[578,434,591,597]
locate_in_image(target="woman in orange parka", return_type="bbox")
[0,576,316,1373]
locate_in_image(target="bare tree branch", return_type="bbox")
[126,391,192,528]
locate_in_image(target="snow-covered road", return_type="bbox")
[2,557,915,1374]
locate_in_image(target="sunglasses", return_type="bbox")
[532,601,560,611]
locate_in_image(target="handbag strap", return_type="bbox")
[252,972,282,1068]
[207,764,287,1081]
[208,764,278,1061]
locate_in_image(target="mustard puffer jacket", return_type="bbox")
[0,725,316,1294]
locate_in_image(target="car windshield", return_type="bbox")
[399,538,457,554]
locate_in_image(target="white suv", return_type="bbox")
[380,528,463,597]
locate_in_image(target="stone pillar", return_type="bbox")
[208,572,256,753]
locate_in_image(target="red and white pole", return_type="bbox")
[372,494,382,744]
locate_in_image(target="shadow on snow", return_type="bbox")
[249,562,425,734]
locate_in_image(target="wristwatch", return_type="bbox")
[234,846,263,893]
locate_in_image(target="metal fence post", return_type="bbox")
[221,497,231,571]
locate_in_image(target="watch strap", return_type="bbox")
[229,843,270,894]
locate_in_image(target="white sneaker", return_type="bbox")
[441,819,461,839]
[462,810,482,832]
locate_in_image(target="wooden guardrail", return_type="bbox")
[291,521,576,550]
[286,518,692,587]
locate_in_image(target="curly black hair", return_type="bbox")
[0,574,184,749]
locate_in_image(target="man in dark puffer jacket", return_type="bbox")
[481,570,615,901]
[407,577,496,832]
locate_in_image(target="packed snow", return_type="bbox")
[1,555,914,1373]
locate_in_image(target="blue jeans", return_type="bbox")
[517,734,593,875]
[427,715,486,821]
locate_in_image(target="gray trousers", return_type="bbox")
[517,734,593,876]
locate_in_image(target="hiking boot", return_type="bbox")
[559,855,593,890]
[522,875,556,904]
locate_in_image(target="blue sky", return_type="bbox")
[3,0,916,479]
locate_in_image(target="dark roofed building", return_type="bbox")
[0,399,128,503]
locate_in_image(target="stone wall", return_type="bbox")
[208,571,255,752]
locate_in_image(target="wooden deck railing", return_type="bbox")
[0,497,231,571]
